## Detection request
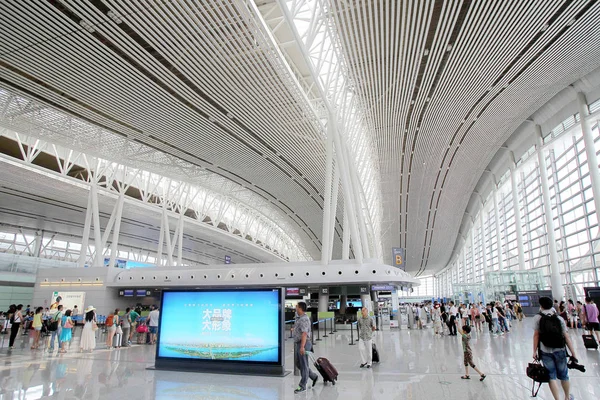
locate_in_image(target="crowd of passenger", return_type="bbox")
[1,299,161,353]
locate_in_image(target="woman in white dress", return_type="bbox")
[80,306,97,353]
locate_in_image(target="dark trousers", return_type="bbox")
[295,341,317,389]
[447,316,457,335]
[9,322,20,347]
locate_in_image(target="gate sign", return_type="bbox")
[224,255,231,264]
[392,248,405,270]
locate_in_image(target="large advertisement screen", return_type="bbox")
[157,289,283,365]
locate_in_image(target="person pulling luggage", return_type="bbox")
[293,302,318,394]
[357,307,376,368]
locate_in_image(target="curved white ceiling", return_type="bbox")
[326,0,600,275]
[1,1,600,275]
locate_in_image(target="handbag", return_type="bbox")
[92,321,99,331]
[136,323,148,333]
[64,318,73,329]
[526,359,550,397]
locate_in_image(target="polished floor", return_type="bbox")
[0,319,599,399]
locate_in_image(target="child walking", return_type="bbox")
[456,321,486,381]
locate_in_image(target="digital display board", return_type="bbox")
[136,289,147,297]
[123,289,134,297]
[157,289,283,365]
[286,288,300,296]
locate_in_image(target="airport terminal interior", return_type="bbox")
[1,0,600,399]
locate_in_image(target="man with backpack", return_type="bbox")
[48,305,63,352]
[532,297,577,400]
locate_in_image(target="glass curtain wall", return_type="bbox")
[436,98,600,301]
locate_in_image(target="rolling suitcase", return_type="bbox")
[114,333,121,348]
[309,353,338,385]
[582,334,598,349]
[372,343,380,363]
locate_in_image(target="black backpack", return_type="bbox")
[538,313,565,349]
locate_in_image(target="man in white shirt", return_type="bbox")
[147,306,160,345]
[448,301,458,336]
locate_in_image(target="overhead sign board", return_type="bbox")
[320,287,329,295]
[392,248,405,270]
[371,285,395,291]
[359,286,369,294]
[224,255,231,264]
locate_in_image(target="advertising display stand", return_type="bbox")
[151,288,288,377]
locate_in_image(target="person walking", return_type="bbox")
[48,305,63,352]
[293,302,318,394]
[80,306,97,353]
[567,299,576,329]
[357,307,375,368]
[128,307,140,344]
[432,303,443,336]
[105,309,119,348]
[514,301,524,321]
[447,301,458,336]
[456,321,486,381]
[533,296,578,400]
[583,297,600,342]
[460,304,469,328]
[121,308,131,347]
[8,304,23,349]
[491,303,502,335]
[31,307,44,349]
[59,310,74,353]
[147,306,160,345]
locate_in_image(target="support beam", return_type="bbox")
[492,185,504,271]
[327,163,340,262]
[479,203,488,274]
[321,122,334,265]
[509,152,526,270]
[108,192,125,269]
[177,211,185,266]
[578,92,600,227]
[342,203,350,260]
[330,112,363,263]
[90,184,103,267]
[157,208,165,267]
[536,126,563,300]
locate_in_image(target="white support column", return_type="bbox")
[536,126,564,300]
[90,184,103,267]
[578,92,600,226]
[163,205,174,266]
[327,164,340,261]
[347,151,371,259]
[33,230,43,258]
[342,204,350,260]
[492,186,504,271]
[321,123,334,265]
[470,223,476,280]
[462,240,467,282]
[108,192,125,269]
[479,204,488,274]
[330,112,363,263]
[509,152,527,270]
[318,291,329,313]
[177,211,184,266]
[78,189,93,268]
[157,208,165,267]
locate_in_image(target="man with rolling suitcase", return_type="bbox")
[583,297,600,348]
[293,302,318,394]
